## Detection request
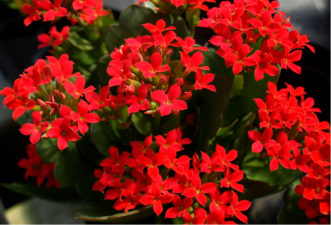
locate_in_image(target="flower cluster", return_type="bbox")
[93,128,251,223]
[248,82,330,223]
[105,19,215,117]
[18,144,59,188]
[199,0,314,80]
[0,54,100,150]
[37,26,70,49]
[22,0,107,26]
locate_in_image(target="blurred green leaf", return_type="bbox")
[16,111,31,126]
[277,181,309,224]
[2,183,80,202]
[132,112,152,136]
[105,5,189,52]
[36,138,59,163]
[54,143,85,187]
[76,202,153,223]
[243,151,303,187]
[231,74,244,97]
[90,121,114,155]
[89,54,110,86]
[195,49,233,151]
[67,32,94,51]
[223,70,279,126]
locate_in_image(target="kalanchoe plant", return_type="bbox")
[1,0,330,224]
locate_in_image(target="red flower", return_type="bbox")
[20,111,48,144]
[47,54,79,83]
[128,84,150,114]
[85,86,110,110]
[143,19,175,35]
[280,50,302,74]
[183,207,207,224]
[180,51,209,73]
[151,84,187,117]
[244,50,279,81]
[135,52,170,78]
[165,196,192,218]
[70,100,100,135]
[0,78,36,120]
[22,1,41,26]
[46,116,80,150]
[181,171,217,206]
[18,144,59,188]
[38,26,70,49]
[221,169,245,193]
[248,128,273,153]
[174,36,208,54]
[195,71,216,92]
[139,182,172,216]
[221,32,252,74]
[227,191,251,223]
[41,0,67,21]
[63,76,95,99]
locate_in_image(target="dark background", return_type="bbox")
[0,0,329,223]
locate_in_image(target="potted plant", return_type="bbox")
[1,0,329,224]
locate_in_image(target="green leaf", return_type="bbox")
[16,111,32,126]
[2,183,80,202]
[223,70,279,125]
[54,143,85,187]
[231,74,244,97]
[76,202,153,223]
[132,112,152,136]
[89,54,110,86]
[67,32,94,51]
[277,181,309,224]
[160,114,180,133]
[105,5,189,52]
[231,112,256,164]
[195,49,234,151]
[90,121,115,155]
[36,138,60,163]
[243,151,303,188]
[105,5,158,51]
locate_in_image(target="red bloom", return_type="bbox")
[174,36,208,54]
[0,78,36,120]
[46,116,80,150]
[20,111,48,144]
[221,169,245,193]
[63,76,95,99]
[41,0,67,21]
[47,54,79,83]
[195,71,216,92]
[139,182,172,216]
[143,19,175,35]
[128,84,150,114]
[38,26,70,49]
[70,100,100,135]
[18,144,59,188]
[183,207,207,224]
[280,50,302,74]
[85,86,110,110]
[227,191,251,223]
[182,172,217,206]
[135,52,170,78]
[151,84,187,117]
[244,50,279,81]
[248,128,273,153]
[165,196,192,218]
[180,51,209,73]
[22,1,41,26]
